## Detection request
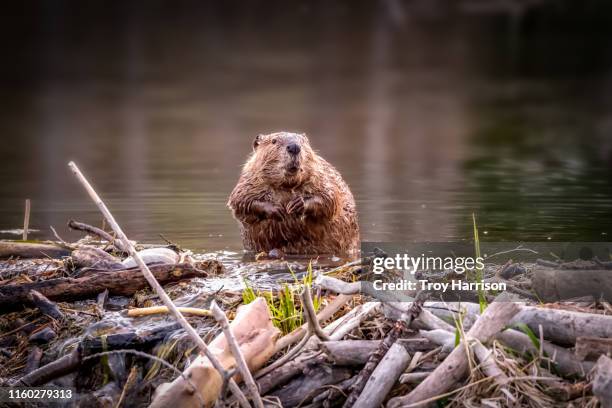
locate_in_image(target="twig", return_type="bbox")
[23,199,30,241]
[301,285,330,341]
[211,301,264,408]
[68,161,248,408]
[67,219,126,252]
[49,225,72,248]
[114,365,138,408]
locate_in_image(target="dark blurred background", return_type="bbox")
[1,0,611,251]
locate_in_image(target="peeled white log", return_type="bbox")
[352,342,411,408]
[592,355,612,408]
[151,298,280,408]
[121,247,179,268]
[512,306,612,346]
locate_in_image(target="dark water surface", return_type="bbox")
[1,1,612,252]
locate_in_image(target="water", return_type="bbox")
[1,1,612,253]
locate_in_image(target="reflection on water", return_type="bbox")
[1,1,611,252]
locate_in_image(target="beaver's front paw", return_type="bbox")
[286,196,305,215]
[262,203,286,221]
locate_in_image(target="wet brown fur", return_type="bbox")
[228,132,359,255]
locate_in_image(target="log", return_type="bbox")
[316,275,361,294]
[496,329,593,379]
[322,339,434,366]
[256,352,328,395]
[210,301,264,408]
[592,355,612,408]
[512,306,612,346]
[387,302,521,408]
[0,262,218,310]
[575,337,612,361]
[0,241,71,259]
[28,290,64,320]
[343,321,407,407]
[71,247,123,271]
[352,342,411,408]
[151,298,280,408]
[532,267,612,302]
[269,364,353,407]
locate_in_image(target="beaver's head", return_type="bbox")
[245,132,316,188]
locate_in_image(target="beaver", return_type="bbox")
[228,132,359,255]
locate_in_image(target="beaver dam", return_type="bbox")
[1,166,612,407]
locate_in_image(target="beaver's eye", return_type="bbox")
[271,139,277,144]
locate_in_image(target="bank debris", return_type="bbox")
[1,228,611,407]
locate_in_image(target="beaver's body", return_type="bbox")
[228,132,359,255]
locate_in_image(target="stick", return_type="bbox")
[23,199,30,240]
[127,306,212,318]
[301,284,330,341]
[352,342,411,408]
[67,161,248,408]
[68,219,126,252]
[211,301,264,408]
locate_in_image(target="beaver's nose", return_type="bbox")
[287,143,301,155]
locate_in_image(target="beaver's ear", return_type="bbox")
[253,135,262,151]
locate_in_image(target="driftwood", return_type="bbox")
[388,302,521,408]
[352,342,411,408]
[0,262,218,309]
[532,267,612,302]
[592,355,612,407]
[256,352,328,395]
[151,298,280,408]
[575,336,612,361]
[496,329,593,379]
[316,275,361,294]
[0,241,71,259]
[512,306,612,346]
[321,340,380,365]
[343,320,407,407]
[321,339,436,366]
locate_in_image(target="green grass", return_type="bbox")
[472,213,488,313]
[243,261,320,335]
